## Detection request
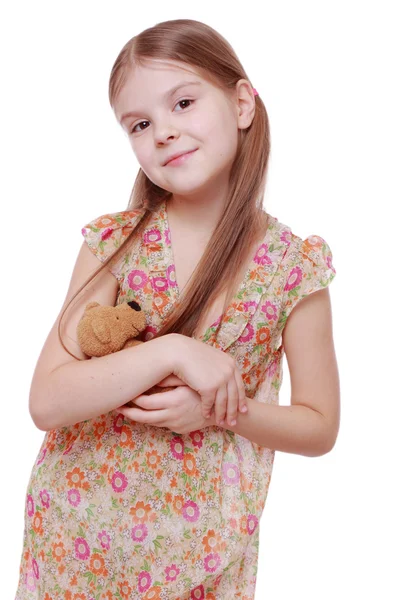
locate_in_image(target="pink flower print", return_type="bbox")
[280,230,291,245]
[144,227,162,244]
[127,269,148,291]
[138,570,152,593]
[164,227,171,245]
[113,412,124,434]
[26,494,34,517]
[182,500,200,523]
[222,462,240,485]
[243,300,258,316]
[238,322,254,344]
[204,552,222,573]
[190,584,205,599]
[167,263,178,288]
[101,227,113,241]
[36,447,47,465]
[144,325,158,341]
[236,444,244,463]
[152,275,168,292]
[75,537,90,560]
[111,471,128,493]
[98,530,111,549]
[170,436,184,460]
[81,227,87,236]
[254,243,272,267]
[32,558,39,579]
[261,300,278,321]
[247,514,259,535]
[284,265,302,291]
[131,523,149,543]
[189,430,204,448]
[266,357,279,378]
[326,253,335,272]
[39,489,50,509]
[68,489,81,507]
[165,563,181,582]
[25,570,37,592]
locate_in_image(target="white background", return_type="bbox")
[2,1,399,598]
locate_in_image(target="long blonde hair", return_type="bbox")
[59,18,271,358]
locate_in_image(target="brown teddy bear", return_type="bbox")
[76,300,174,406]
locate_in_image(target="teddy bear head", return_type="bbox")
[77,300,147,357]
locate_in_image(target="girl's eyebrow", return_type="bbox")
[119,80,202,124]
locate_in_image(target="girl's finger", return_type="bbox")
[119,405,163,425]
[157,375,187,387]
[234,369,248,413]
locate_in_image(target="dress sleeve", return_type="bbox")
[278,233,336,330]
[81,210,144,282]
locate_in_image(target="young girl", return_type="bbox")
[15,18,340,600]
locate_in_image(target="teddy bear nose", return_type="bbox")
[127,301,141,312]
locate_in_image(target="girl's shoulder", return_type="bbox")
[267,211,335,273]
[81,208,146,263]
[269,213,337,328]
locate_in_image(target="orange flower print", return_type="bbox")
[89,552,108,576]
[183,453,199,477]
[129,500,152,523]
[145,449,161,469]
[118,579,132,599]
[143,586,162,600]
[65,467,85,489]
[32,511,43,535]
[52,541,66,563]
[172,495,185,514]
[203,529,224,553]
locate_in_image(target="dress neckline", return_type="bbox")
[159,199,271,341]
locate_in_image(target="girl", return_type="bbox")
[15,18,340,600]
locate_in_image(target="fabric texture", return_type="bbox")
[15,199,336,599]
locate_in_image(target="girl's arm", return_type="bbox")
[225,288,340,457]
[29,241,178,431]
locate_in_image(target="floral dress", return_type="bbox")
[15,199,336,600]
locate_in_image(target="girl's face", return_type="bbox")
[113,59,243,198]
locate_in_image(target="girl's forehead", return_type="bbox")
[124,59,208,87]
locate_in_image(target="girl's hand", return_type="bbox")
[169,334,247,427]
[118,384,214,435]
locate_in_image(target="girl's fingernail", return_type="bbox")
[219,420,224,426]
[231,419,236,426]
[241,406,248,413]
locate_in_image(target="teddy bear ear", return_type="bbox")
[92,318,111,344]
[127,300,142,311]
[84,302,100,313]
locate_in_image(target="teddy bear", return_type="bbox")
[76,300,174,407]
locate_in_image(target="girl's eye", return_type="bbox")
[130,99,194,134]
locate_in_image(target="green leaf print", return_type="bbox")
[111,497,119,509]
[287,286,300,298]
[84,571,94,584]
[210,442,219,454]
[78,525,85,537]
